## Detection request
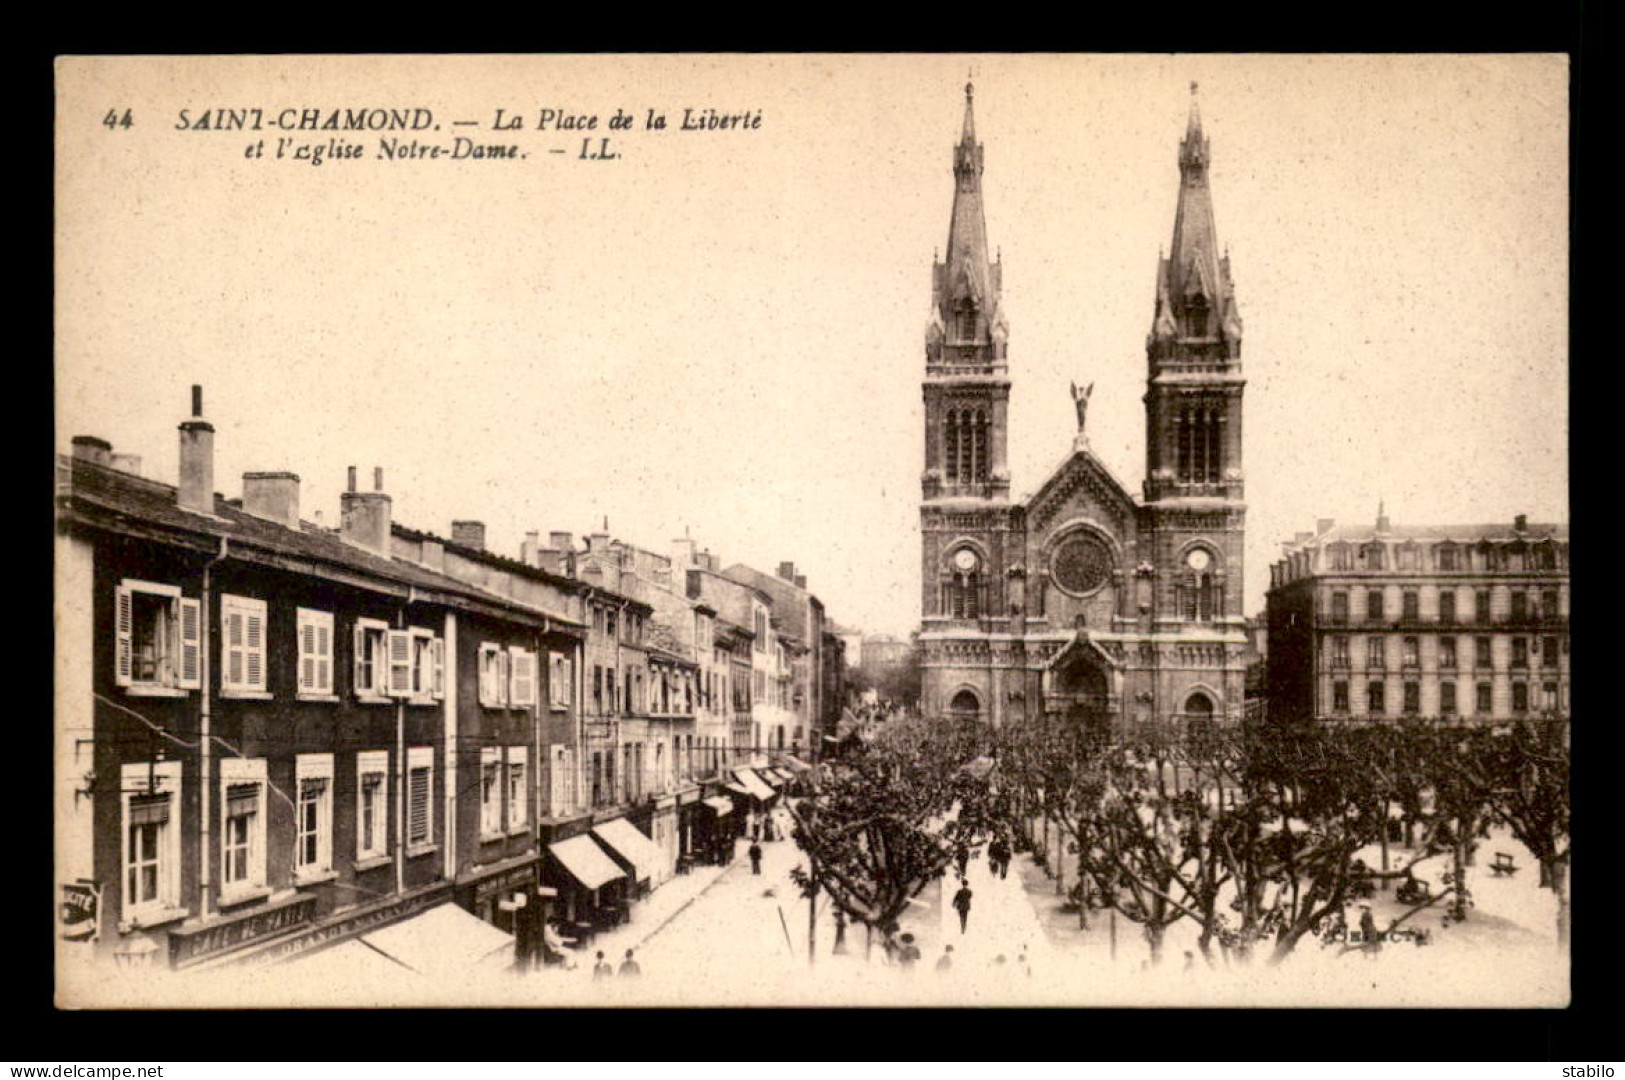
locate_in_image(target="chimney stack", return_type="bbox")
[521,530,541,566]
[550,531,574,552]
[778,561,796,582]
[794,574,807,590]
[672,536,697,568]
[452,520,486,551]
[1515,513,1528,533]
[340,464,392,554]
[177,385,216,514]
[70,436,112,467]
[242,471,301,529]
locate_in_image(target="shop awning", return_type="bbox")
[732,768,777,802]
[759,769,785,788]
[772,767,795,782]
[283,937,420,982]
[550,833,626,892]
[781,754,812,772]
[724,782,753,798]
[592,817,663,884]
[701,796,735,817]
[359,902,514,979]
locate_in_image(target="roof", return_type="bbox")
[1305,522,1569,546]
[393,522,583,592]
[57,456,585,632]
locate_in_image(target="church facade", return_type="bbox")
[919,84,1248,733]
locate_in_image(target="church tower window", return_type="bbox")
[944,409,960,482]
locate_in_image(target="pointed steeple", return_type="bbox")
[932,81,1006,361]
[1149,82,1240,357]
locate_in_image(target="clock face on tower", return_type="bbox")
[1051,532,1113,596]
[1186,548,1212,572]
[953,548,979,572]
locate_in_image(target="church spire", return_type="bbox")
[930,81,1006,363]
[1149,82,1241,358]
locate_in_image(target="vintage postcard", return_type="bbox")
[54,54,1568,1008]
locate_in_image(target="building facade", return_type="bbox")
[1266,512,1571,723]
[918,84,1249,733]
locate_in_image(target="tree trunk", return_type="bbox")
[1379,798,1390,891]
[1146,922,1165,966]
[1452,817,1471,922]
[1550,857,1569,947]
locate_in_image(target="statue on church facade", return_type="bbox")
[1070,381,1094,434]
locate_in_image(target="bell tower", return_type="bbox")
[922,82,1011,504]
[1142,85,1247,634]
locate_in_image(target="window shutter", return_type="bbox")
[224,607,245,689]
[408,767,430,845]
[387,630,413,697]
[431,637,445,700]
[177,598,202,689]
[244,605,265,690]
[477,647,491,706]
[353,623,366,696]
[114,585,133,686]
[316,621,331,693]
[298,618,315,692]
[507,647,524,707]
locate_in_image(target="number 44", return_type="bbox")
[102,108,132,130]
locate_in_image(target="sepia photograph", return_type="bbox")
[53,53,1569,1010]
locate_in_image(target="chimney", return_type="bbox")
[242,471,301,529]
[1316,518,1335,535]
[672,536,697,568]
[1514,513,1528,533]
[177,385,215,514]
[794,575,807,590]
[111,453,143,477]
[340,464,392,554]
[778,561,796,582]
[70,436,112,467]
[589,528,610,553]
[452,520,486,551]
[550,531,574,552]
[521,530,541,566]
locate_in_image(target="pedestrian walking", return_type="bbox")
[936,944,953,972]
[955,844,970,880]
[749,841,763,875]
[592,951,612,980]
[952,881,973,934]
[991,836,1012,879]
[618,948,642,977]
[751,816,761,842]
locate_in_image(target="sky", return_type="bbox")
[55,55,1568,637]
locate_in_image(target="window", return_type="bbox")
[1331,592,1349,624]
[296,608,335,697]
[356,750,389,862]
[1476,682,1493,714]
[220,594,268,694]
[1366,590,1384,622]
[1541,590,1561,619]
[114,580,201,693]
[1436,544,1458,570]
[507,747,528,831]
[479,643,509,707]
[1542,637,1560,667]
[550,652,571,708]
[1510,591,1528,621]
[1403,682,1420,714]
[1511,638,1529,669]
[508,646,537,708]
[1475,637,1492,669]
[1401,636,1419,668]
[1440,636,1457,669]
[1440,682,1457,714]
[606,610,617,639]
[1475,591,1491,624]
[591,751,605,808]
[409,628,443,700]
[1512,682,1529,713]
[121,762,182,921]
[1398,546,1418,570]
[1331,636,1350,668]
[1439,590,1456,623]
[406,747,434,849]
[1542,683,1560,712]
[481,747,503,838]
[550,745,576,818]
[295,753,334,881]
[593,664,604,710]
[1332,680,1349,713]
[1367,681,1385,716]
[1367,637,1385,670]
[219,757,267,902]
[1329,545,1353,571]
[1402,591,1419,620]
[1362,544,1385,571]
[353,617,389,699]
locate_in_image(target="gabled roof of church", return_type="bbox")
[1023,443,1139,526]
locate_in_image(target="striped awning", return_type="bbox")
[732,769,776,802]
[549,834,625,892]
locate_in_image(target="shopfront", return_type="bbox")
[542,832,626,942]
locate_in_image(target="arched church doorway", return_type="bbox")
[947,688,982,723]
[1057,653,1111,748]
[1183,691,1216,750]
